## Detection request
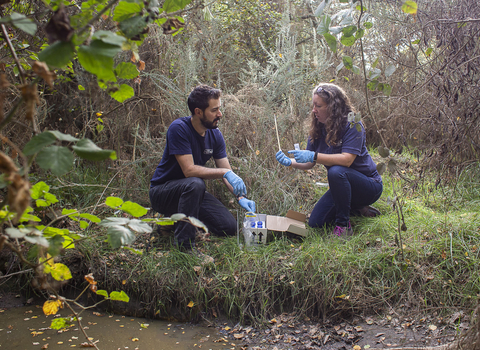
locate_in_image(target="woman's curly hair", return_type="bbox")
[308,83,356,146]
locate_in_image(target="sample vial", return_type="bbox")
[294,143,300,150]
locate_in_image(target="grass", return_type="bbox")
[49,152,480,327]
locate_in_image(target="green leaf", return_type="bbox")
[356,5,367,11]
[127,219,153,233]
[49,130,79,142]
[352,65,361,75]
[385,64,396,77]
[314,0,326,17]
[316,15,331,35]
[109,84,135,103]
[367,80,379,91]
[72,139,117,161]
[50,318,70,330]
[170,213,186,221]
[121,201,148,217]
[402,1,418,15]
[376,162,387,175]
[115,62,139,79]
[340,35,356,46]
[187,217,208,232]
[382,83,392,96]
[105,196,124,208]
[79,213,101,223]
[109,290,130,302]
[100,217,130,227]
[341,25,357,37]
[378,146,390,158]
[62,209,79,217]
[342,55,353,69]
[363,22,373,29]
[79,221,89,229]
[425,47,433,57]
[96,290,109,298]
[323,33,337,53]
[31,181,50,200]
[113,1,143,22]
[78,41,119,81]
[371,57,379,69]
[36,146,74,176]
[92,30,127,47]
[23,132,57,156]
[412,39,420,44]
[163,0,192,13]
[46,263,72,281]
[36,199,49,207]
[369,68,381,80]
[38,41,75,69]
[355,28,365,39]
[388,159,397,173]
[107,225,136,248]
[119,15,148,39]
[10,12,37,36]
[78,85,85,90]
[44,193,58,204]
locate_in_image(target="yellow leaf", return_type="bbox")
[96,112,102,117]
[43,300,62,316]
[132,338,139,341]
[187,301,195,308]
[224,326,231,331]
[353,346,361,350]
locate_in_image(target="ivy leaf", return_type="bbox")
[23,131,57,156]
[121,201,148,217]
[401,1,418,15]
[36,146,74,176]
[105,196,124,208]
[109,291,130,302]
[10,12,37,36]
[107,225,136,249]
[127,219,153,233]
[323,33,337,53]
[109,84,134,103]
[316,15,331,35]
[72,139,117,161]
[385,64,396,77]
[115,62,139,79]
[113,1,143,22]
[38,41,75,69]
[342,55,353,69]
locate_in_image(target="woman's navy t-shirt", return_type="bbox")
[150,116,227,187]
[306,121,380,179]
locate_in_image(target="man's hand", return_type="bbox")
[288,150,315,163]
[276,150,292,166]
[223,170,247,197]
[238,198,256,212]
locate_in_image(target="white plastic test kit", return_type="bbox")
[243,212,267,247]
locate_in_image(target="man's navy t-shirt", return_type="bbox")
[306,121,380,178]
[150,116,227,187]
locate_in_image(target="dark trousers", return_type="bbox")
[149,177,237,249]
[308,165,383,228]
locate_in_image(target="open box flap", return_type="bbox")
[266,212,307,237]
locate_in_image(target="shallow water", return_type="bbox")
[0,304,239,350]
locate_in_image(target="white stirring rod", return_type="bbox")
[274,115,281,151]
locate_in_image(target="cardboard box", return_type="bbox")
[243,210,307,247]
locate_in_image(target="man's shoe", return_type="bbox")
[186,248,214,265]
[351,205,381,218]
[333,222,353,238]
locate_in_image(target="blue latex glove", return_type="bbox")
[288,150,315,163]
[238,198,256,212]
[223,170,247,197]
[276,150,292,166]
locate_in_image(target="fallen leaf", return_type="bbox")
[132,338,139,341]
[429,325,437,331]
[353,345,361,350]
[43,300,62,316]
[233,333,244,339]
[187,301,195,308]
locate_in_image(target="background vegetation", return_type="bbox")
[1,0,479,338]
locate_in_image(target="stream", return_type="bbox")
[0,304,239,350]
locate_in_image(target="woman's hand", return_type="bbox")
[288,150,315,163]
[276,150,292,166]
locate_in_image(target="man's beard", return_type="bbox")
[200,116,220,129]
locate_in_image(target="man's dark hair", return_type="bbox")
[187,84,221,115]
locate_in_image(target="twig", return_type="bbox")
[63,301,100,350]
[77,0,119,37]
[0,268,33,279]
[1,24,26,85]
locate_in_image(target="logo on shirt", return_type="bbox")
[204,149,213,155]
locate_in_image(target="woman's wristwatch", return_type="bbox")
[313,151,318,163]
